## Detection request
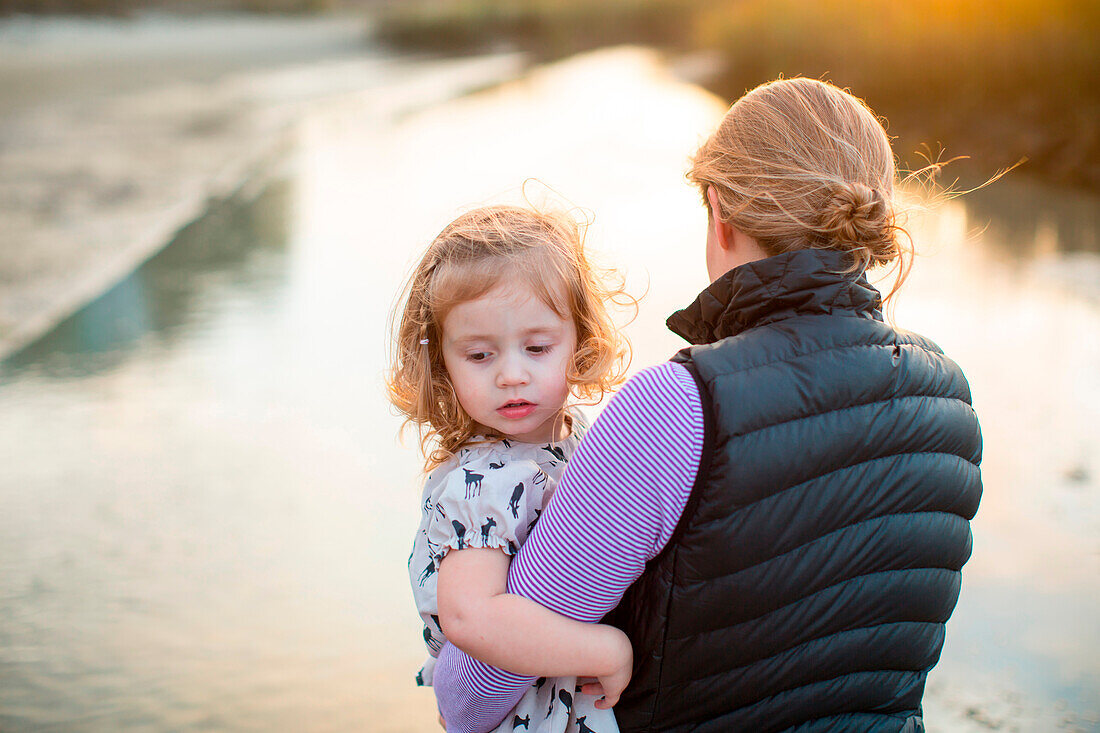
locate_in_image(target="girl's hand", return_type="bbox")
[579,627,633,709]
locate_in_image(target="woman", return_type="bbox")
[433,77,982,733]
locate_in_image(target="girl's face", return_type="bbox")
[441,283,577,444]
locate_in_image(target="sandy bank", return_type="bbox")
[0,13,524,361]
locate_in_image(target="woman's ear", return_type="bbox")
[706,186,734,253]
[705,185,767,279]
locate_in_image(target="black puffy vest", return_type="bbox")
[605,249,982,732]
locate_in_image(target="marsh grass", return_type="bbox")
[374,0,695,57]
[376,0,1100,192]
[697,0,1100,190]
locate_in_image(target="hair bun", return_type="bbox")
[820,181,895,267]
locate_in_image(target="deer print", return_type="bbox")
[542,444,566,462]
[463,468,484,498]
[425,533,441,558]
[422,496,432,514]
[545,686,555,718]
[501,439,512,448]
[435,502,446,520]
[416,670,424,686]
[535,677,547,690]
[531,469,547,487]
[512,714,530,730]
[480,517,497,544]
[576,716,597,733]
[489,461,505,470]
[417,560,435,587]
[423,626,442,654]
[507,540,518,555]
[451,520,467,550]
[527,509,542,534]
[509,482,524,518]
[558,688,572,710]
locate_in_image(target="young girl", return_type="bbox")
[388,205,633,733]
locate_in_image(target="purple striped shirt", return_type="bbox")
[433,361,705,732]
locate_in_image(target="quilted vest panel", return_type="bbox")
[607,250,982,733]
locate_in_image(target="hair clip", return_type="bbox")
[419,339,430,345]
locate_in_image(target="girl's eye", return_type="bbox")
[527,345,550,355]
[466,352,489,362]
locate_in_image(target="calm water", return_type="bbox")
[1,49,1097,732]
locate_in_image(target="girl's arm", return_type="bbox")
[433,363,705,732]
[437,546,631,707]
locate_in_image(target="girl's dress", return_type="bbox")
[408,423,619,733]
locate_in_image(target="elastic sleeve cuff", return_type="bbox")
[432,535,517,570]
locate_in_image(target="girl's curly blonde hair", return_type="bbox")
[387,205,632,470]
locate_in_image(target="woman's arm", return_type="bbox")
[434,362,705,732]
[437,546,632,704]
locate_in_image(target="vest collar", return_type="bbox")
[666,249,883,345]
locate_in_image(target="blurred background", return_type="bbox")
[0,1,1096,731]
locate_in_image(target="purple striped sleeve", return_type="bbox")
[433,362,705,732]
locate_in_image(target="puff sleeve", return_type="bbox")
[423,448,550,568]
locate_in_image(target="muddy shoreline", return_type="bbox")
[0,13,525,361]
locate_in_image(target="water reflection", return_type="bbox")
[0,48,1096,732]
[1,180,292,380]
[963,177,1100,258]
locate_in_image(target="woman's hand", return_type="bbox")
[580,626,633,709]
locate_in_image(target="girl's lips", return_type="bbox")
[497,402,536,419]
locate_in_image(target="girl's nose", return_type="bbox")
[496,352,530,387]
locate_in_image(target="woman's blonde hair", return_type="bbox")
[387,205,631,470]
[689,77,913,301]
